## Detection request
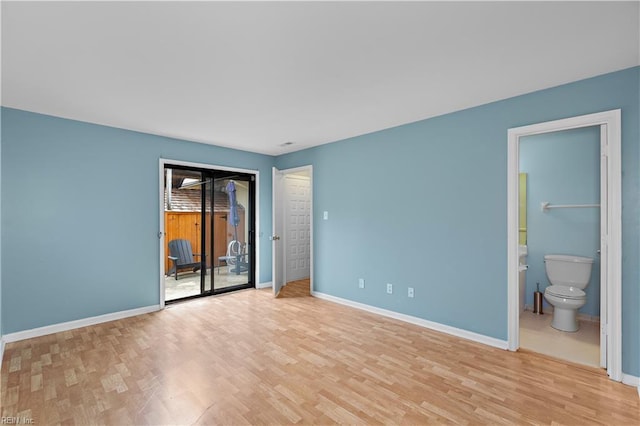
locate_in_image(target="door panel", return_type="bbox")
[285,175,311,281]
[212,174,254,292]
[164,168,207,301]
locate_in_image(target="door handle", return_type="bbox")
[271,235,280,241]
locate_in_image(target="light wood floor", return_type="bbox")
[277,278,311,298]
[2,286,639,425]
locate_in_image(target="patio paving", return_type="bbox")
[165,266,250,301]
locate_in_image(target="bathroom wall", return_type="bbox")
[520,127,601,316]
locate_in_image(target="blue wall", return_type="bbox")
[276,67,639,375]
[1,108,274,334]
[520,127,601,316]
[0,106,3,343]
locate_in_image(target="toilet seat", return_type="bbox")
[545,285,586,300]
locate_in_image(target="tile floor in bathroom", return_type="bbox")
[519,310,600,368]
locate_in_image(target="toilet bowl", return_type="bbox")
[543,254,593,332]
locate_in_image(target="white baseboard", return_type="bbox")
[256,281,272,289]
[0,337,5,372]
[621,373,640,397]
[523,304,600,323]
[622,373,640,387]
[311,291,508,350]
[2,305,161,343]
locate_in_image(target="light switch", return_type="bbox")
[323,211,329,220]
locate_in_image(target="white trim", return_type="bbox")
[312,291,508,350]
[160,158,258,176]
[272,167,284,295]
[256,281,273,289]
[0,338,5,372]
[159,158,260,306]
[159,161,166,307]
[309,166,314,294]
[599,124,608,370]
[507,109,622,382]
[622,373,640,388]
[2,305,161,343]
[254,171,261,291]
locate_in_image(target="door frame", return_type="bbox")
[272,165,314,294]
[507,109,621,382]
[158,158,260,308]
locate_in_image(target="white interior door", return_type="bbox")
[272,167,285,296]
[285,175,311,281]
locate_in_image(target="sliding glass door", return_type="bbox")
[164,165,255,303]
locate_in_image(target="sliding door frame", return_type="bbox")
[158,158,260,307]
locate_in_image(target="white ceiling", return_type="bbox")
[2,1,639,155]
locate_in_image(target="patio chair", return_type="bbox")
[217,240,249,274]
[168,239,205,280]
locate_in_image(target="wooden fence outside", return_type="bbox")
[164,211,246,273]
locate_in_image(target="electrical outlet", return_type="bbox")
[408,287,414,298]
[359,278,365,289]
[386,283,393,294]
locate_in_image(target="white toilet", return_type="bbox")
[543,254,594,332]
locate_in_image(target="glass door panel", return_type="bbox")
[212,174,254,292]
[164,165,255,302]
[164,167,207,302]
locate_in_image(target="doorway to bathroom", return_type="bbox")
[507,110,622,382]
[518,126,601,368]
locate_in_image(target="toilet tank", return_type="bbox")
[544,254,594,289]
